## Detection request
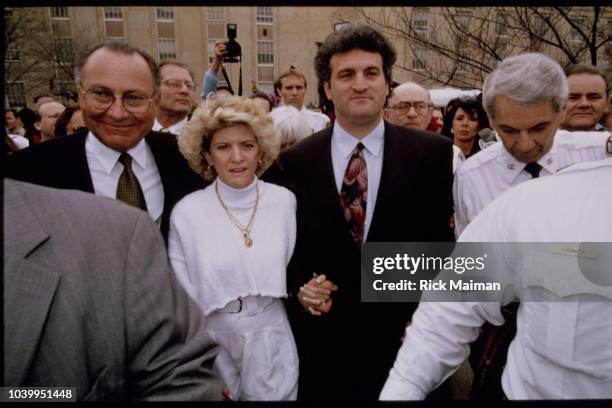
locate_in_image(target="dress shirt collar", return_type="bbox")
[332,119,385,159]
[496,131,560,184]
[153,117,187,134]
[86,131,150,174]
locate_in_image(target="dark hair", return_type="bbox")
[274,66,307,96]
[564,64,606,79]
[441,97,490,158]
[5,108,19,118]
[54,105,81,138]
[564,64,608,94]
[74,40,160,94]
[249,91,276,111]
[159,59,195,83]
[314,25,396,88]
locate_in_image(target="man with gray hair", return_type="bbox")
[380,52,610,401]
[454,52,608,235]
[5,40,205,241]
[384,82,433,130]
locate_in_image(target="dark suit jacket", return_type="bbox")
[3,179,222,400]
[263,121,454,400]
[4,128,206,240]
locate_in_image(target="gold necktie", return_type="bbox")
[116,152,148,211]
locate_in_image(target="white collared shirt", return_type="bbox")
[152,116,188,136]
[454,130,609,235]
[85,132,164,226]
[380,158,612,400]
[331,119,384,241]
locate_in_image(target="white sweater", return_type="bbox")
[168,177,296,315]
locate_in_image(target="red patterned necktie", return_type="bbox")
[340,142,367,246]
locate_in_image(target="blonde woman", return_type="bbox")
[169,97,298,400]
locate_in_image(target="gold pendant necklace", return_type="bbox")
[215,180,259,248]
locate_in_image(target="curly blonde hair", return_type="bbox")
[178,96,280,181]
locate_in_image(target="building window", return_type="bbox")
[54,37,74,64]
[50,7,69,19]
[6,46,20,62]
[256,7,273,24]
[158,39,176,60]
[412,47,427,70]
[156,7,175,21]
[496,12,510,36]
[454,9,473,30]
[6,82,26,107]
[257,41,273,65]
[104,7,123,20]
[412,8,429,34]
[257,82,274,94]
[570,17,585,42]
[208,7,224,21]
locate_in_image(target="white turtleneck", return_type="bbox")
[168,176,297,315]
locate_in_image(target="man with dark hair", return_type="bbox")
[561,64,609,131]
[154,60,196,135]
[5,40,205,241]
[274,67,329,133]
[264,25,454,400]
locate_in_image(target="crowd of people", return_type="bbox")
[3,23,612,402]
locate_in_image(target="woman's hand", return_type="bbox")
[297,274,338,316]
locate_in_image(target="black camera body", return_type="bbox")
[224,23,241,63]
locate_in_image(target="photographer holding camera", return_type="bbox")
[201,24,242,99]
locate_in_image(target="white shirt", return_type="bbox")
[168,178,296,316]
[8,133,29,150]
[298,107,330,133]
[380,158,612,400]
[85,132,164,226]
[152,116,188,136]
[454,130,609,235]
[331,119,384,241]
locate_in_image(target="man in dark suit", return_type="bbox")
[264,25,454,400]
[4,179,222,400]
[4,40,205,240]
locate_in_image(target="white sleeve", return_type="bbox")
[453,166,471,237]
[379,301,505,400]
[167,206,201,306]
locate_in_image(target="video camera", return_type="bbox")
[223,23,242,63]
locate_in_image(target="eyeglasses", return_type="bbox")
[80,88,155,115]
[389,101,431,115]
[162,79,196,92]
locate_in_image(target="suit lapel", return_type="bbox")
[4,182,60,385]
[367,123,418,241]
[64,130,95,192]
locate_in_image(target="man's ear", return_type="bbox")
[323,80,332,100]
[34,121,41,131]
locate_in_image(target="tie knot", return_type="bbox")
[118,152,133,168]
[523,162,542,178]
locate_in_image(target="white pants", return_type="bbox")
[207,296,299,401]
